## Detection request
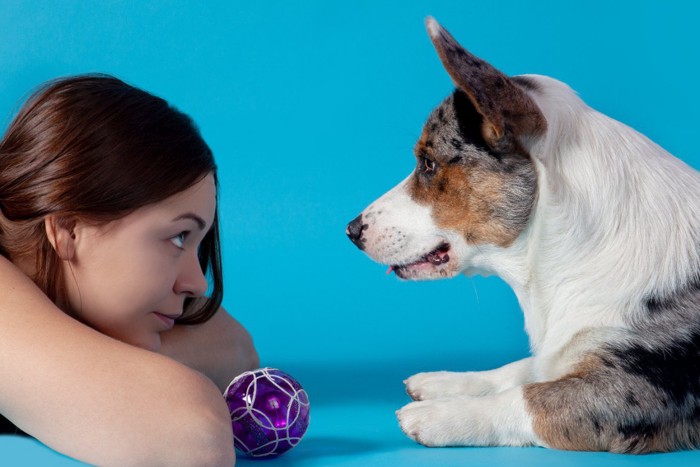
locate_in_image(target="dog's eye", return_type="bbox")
[419,156,436,175]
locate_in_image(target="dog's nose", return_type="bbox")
[346,215,367,249]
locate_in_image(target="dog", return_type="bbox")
[346,17,700,453]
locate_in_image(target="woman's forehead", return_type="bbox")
[109,175,217,231]
[157,175,216,217]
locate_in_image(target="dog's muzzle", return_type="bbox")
[346,214,367,250]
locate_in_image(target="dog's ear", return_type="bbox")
[426,17,545,155]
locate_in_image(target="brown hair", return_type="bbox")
[0,74,222,325]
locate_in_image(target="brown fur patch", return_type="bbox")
[409,134,520,247]
[524,355,610,451]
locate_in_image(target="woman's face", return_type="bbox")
[65,174,217,351]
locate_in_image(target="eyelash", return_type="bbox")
[170,231,190,250]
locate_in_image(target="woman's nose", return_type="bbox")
[174,253,208,297]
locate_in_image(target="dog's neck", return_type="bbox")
[461,213,541,352]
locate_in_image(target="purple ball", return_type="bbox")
[224,367,310,458]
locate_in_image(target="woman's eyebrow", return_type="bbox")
[172,213,207,231]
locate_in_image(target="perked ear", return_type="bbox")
[44,216,77,261]
[426,17,546,155]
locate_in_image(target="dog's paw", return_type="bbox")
[396,399,450,447]
[404,371,495,400]
[397,399,473,447]
[397,392,535,448]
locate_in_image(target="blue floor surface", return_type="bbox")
[3,360,700,466]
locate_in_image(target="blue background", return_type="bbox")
[1,1,699,465]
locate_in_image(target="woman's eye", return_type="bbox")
[170,232,188,249]
[419,156,436,175]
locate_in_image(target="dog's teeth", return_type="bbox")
[426,253,449,265]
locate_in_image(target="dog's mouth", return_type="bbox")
[387,242,451,278]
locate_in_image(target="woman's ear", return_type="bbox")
[44,216,77,261]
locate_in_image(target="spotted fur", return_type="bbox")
[346,16,700,453]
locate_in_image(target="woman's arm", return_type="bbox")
[0,257,235,466]
[160,308,260,392]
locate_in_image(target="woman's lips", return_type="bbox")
[153,312,177,329]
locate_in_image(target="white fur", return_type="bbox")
[425,17,442,41]
[357,74,700,446]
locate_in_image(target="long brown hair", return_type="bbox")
[0,74,222,325]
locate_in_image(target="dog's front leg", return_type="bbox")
[405,357,533,400]
[397,386,539,447]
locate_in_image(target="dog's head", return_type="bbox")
[346,18,546,280]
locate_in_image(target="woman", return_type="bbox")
[0,75,258,465]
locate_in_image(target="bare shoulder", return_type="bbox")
[161,303,260,391]
[0,256,235,465]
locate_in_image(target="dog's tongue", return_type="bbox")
[386,265,395,275]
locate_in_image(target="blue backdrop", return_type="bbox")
[1,1,699,465]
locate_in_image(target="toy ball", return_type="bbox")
[224,367,310,458]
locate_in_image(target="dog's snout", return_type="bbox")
[346,215,367,249]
